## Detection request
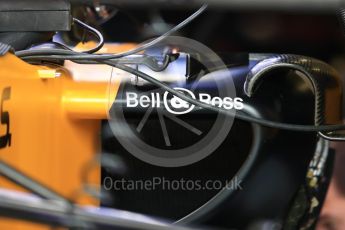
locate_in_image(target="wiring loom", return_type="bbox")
[14,4,345,134]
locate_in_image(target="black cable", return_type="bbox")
[17,51,345,132]
[72,18,105,54]
[18,50,345,132]
[103,60,345,132]
[37,19,105,54]
[14,3,345,132]
[15,4,208,60]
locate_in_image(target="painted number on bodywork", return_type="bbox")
[0,87,11,148]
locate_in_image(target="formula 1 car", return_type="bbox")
[0,1,344,230]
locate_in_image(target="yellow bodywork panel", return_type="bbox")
[0,48,123,229]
